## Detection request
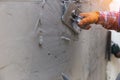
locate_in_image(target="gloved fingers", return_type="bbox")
[77,11,100,30]
[81,24,91,30]
[79,16,97,26]
[78,17,91,26]
[85,25,91,30]
[79,13,89,17]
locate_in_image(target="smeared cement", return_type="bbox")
[0,0,111,80]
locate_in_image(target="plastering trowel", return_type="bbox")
[61,2,83,34]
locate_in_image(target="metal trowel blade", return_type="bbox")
[62,3,81,34]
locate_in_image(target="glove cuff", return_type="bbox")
[95,11,100,24]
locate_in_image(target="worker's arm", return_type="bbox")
[78,11,120,32]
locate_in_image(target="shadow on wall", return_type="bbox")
[116,73,120,80]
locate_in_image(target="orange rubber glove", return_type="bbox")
[78,12,100,29]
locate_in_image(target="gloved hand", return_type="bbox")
[78,11,100,30]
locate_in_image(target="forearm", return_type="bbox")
[97,11,120,32]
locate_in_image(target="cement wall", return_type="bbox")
[0,0,111,80]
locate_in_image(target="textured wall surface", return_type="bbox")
[0,0,111,80]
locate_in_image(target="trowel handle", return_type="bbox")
[78,16,84,19]
[75,16,84,23]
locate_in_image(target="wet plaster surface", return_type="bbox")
[0,0,111,80]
